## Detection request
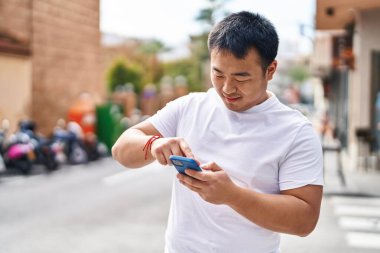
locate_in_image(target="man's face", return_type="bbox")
[210,49,277,112]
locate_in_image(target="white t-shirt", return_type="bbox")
[149,88,323,253]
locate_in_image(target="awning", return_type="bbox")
[0,30,31,56]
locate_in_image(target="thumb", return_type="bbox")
[201,162,222,172]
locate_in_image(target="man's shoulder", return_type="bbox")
[274,98,309,117]
[267,102,313,135]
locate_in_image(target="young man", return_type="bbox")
[112,11,323,253]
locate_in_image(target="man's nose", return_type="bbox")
[222,79,237,94]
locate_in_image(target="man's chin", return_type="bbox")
[223,102,242,112]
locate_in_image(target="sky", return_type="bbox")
[100,0,316,58]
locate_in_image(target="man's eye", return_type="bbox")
[236,79,249,83]
[215,74,224,79]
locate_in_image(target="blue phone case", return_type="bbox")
[169,155,202,174]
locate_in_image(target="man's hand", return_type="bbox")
[177,161,322,236]
[177,162,238,205]
[151,137,195,166]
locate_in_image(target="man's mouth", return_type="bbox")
[224,96,240,103]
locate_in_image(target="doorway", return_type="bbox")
[371,51,380,152]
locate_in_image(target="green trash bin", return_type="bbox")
[96,103,125,152]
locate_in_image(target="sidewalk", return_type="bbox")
[281,137,380,253]
[323,142,380,197]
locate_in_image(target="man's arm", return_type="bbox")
[111,120,159,168]
[112,120,195,168]
[229,183,322,237]
[178,162,322,237]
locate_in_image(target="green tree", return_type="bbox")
[107,60,143,94]
[161,0,230,92]
[196,0,230,31]
[163,59,203,91]
[288,64,310,85]
[188,0,230,89]
[137,39,169,85]
[138,39,170,55]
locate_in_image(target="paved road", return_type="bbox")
[1,157,380,253]
[0,158,175,253]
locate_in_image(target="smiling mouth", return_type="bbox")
[224,96,240,103]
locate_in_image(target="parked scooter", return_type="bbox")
[83,132,108,161]
[52,120,88,165]
[18,120,59,172]
[0,155,5,173]
[0,119,9,173]
[2,129,35,175]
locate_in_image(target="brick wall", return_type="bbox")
[0,0,103,134]
[32,0,103,134]
[0,0,32,44]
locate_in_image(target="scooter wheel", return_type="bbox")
[18,160,32,175]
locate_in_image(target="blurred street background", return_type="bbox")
[1,0,380,252]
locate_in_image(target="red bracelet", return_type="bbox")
[142,135,161,160]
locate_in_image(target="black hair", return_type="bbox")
[208,11,279,71]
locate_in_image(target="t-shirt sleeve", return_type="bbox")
[279,123,324,191]
[147,95,189,138]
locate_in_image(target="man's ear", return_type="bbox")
[266,60,277,81]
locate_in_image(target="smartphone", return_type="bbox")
[169,155,202,175]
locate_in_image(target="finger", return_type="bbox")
[179,179,201,193]
[184,169,210,182]
[201,162,222,172]
[162,149,173,165]
[179,176,201,193]
[155,152,168,165]
[200,162,213,170]
[177,173,204,189]
[171,143,185,157]
[193,158,201,166]
[179,139,194,159]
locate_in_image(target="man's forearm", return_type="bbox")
[112,129,155,168]
[227,186,321,237]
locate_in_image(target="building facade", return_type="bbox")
[313,0,380,170]
[0,0,103,134]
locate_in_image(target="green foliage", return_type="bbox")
[177,0,229,91]
[136,41,166,85]
[163,59,203,92]
[107,60,143,94]
[195,0,230,30]
[288,64,310,84]
[196,8,214,26]
[138,39,170,55]
[104,1,232,95]
[190,33,210,61]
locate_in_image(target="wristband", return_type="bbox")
[142,135,161,160]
